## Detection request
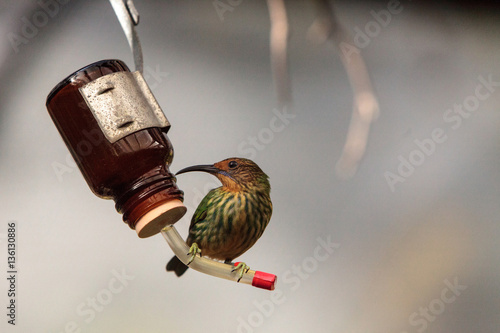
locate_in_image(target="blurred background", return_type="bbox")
[1,0,500,332]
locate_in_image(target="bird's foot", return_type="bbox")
[232,262,250,282]
[186,243,201,265]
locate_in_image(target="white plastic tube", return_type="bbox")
[161,225,276,290]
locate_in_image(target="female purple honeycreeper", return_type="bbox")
[166,158,272,278]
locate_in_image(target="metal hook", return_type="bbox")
[109,0,143,73]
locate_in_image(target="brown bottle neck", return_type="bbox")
[115,166,184,230]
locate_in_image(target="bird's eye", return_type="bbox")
[228,161,238,169]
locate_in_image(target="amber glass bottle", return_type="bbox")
[46,59,186,238]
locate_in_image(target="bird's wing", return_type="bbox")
[188,189,218,234]
[190,204,208,228]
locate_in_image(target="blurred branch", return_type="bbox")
[309,0,379,179]
[266,0,292,108]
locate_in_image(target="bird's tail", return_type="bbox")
[166,256,189,277]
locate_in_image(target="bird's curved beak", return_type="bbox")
[175,164,220,176]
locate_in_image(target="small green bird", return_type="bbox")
[166,157,272,279]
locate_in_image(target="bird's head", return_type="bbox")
[176,157,270,193]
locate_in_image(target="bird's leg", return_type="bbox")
[231,261,250,282]
[186,243,201,265]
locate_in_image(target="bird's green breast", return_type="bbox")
[187,187,272,261]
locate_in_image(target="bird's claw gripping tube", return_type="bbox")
[161,226,277,290]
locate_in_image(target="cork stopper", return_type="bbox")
[135,200,187,238]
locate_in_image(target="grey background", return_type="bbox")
[1,0,499,332]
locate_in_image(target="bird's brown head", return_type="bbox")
[176,157,270,192]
